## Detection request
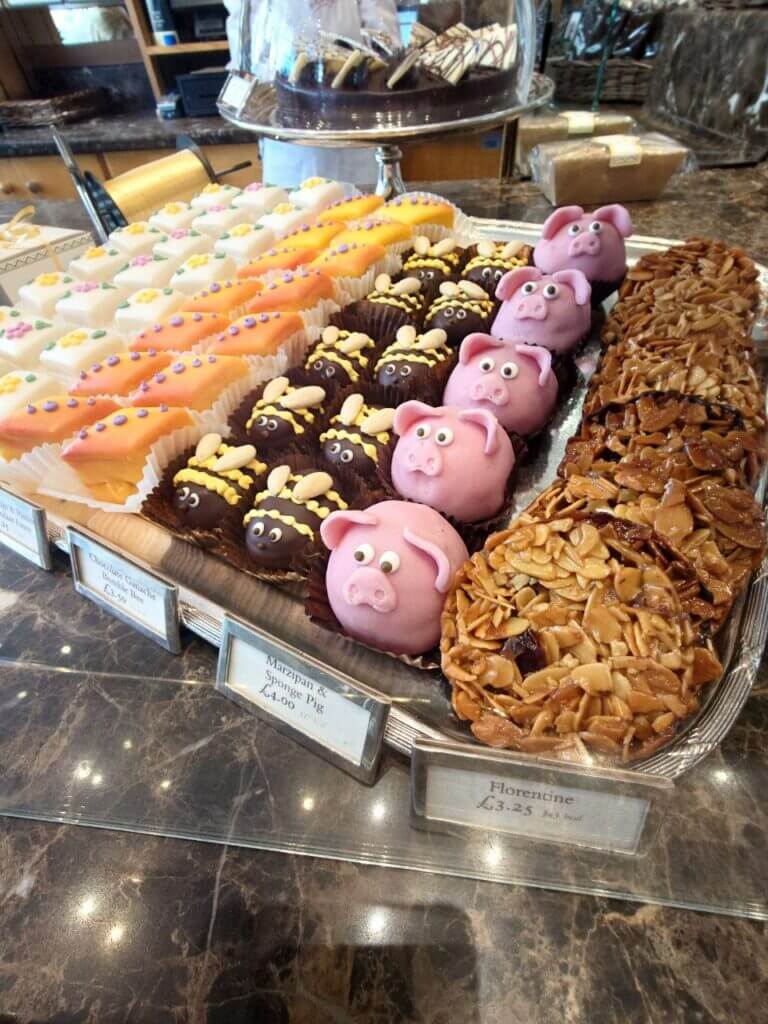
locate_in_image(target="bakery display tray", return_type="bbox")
[26,217,768,784]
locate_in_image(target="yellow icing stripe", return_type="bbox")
[370,295,421,312]
[464,254,527,273]
[172,468,242,505]
[375,347,446,370]
[320,427,385,461]
[243,507,316,537]
[246,405,311,434]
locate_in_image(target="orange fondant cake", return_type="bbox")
[0,395,119,461]
[181,278,264,317]
[62,405,194,503]
[69,350,172,399]
[246,269,335,315]
[381,194,454,228]
[129,352,249,411]
[237,247,318,280]
[317,195,384,224]
[334,219,412,249]
[208,312,305,358]
[129,312,229,353]
[309,242,386,279]
[279,221,344,251]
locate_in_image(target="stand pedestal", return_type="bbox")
[375,145,407,199]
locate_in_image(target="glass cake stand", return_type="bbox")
[218,72,554,197]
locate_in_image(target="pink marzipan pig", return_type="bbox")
[443,334,558,436]
[533,205,633,301]
[321,500,468,655]
[491,266,591,354]
[391,402,515,522]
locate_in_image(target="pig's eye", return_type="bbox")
[188,492,200,508]
[178,486,190,501]
[353,543,374,565]
[501,362,519,380]
[479,357,495,373]
[543,284,559,300]
[435,427,454,446]
[340,449,353,463]
[568,223,581,237]
[251,521,265,537]
[521,282,537,295]
[589,221,602,234]
[456,308,466,319]
[268,527,282,543]
[415,423,431,439]
[379,550,400,574]
[329,442,341,454]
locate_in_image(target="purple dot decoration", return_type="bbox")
[43,400,58,413]
[95,422,106,432]
[160,403,168,412]
[114,414,128,426]
[172,362,185,374]
[106,355,120,366]
[257,313,269,323]
[192,312,203,321]
[78,428,88,439]
[207,354,216,363]
[192,357,202,367]
[155,373,166,383]
[67,398,78,408]
[338,243,349,253]
[243,316,256,327]
[228,325,240,335]
[130,351,140,361]
[170,315,184,327]
[87,397,96,406]
[137,408,149,418]
[26,404,37,415]
[210,283,221,293]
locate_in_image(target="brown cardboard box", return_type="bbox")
[530,133,691,205]
[516,111,636,176]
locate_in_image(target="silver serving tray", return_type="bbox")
[32,218,768,781]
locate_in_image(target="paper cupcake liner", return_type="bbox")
[304,559,440,672]
[213,453,367,585]
[204,353,288,427]
[590,276,626,307]
[0,441,87,494]
[38,410,217,514]
[330,250,404,304]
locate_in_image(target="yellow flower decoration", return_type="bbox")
[36,273,61,286]
[0,375,22,394]
[59,330,89,348]
[230,224,252,237]
[202,183,221,194]
[272,203,296,214]
[134,289,160,304]
[124,223,147,235]
[186,254,211,269]
[302,177,327,188]
[85,247,106,259]
[163,203,183,214]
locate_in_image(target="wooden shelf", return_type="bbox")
[146,41,229,56]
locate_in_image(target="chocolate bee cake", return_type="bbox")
[239,375,327,452]
[374,325,453,398]
[462,240,533,291]
[304,326,378,388]
[320,392,395,476]
[243,464,349,570]
[399,237,464,291]
[334,274,426,341]
[172,433,266,532]
[423,280,496,346]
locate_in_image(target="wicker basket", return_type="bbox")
[546,57,653,104]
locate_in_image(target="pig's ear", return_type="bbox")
[495,266,541,301]
[459,333,505,365]
[540,206,584,241]
[593,204,633,238]
[321,509,378,551]
[393,400,439,437]
[458,408,501,455]
[552,269,591,306]
[403,528,454,593]
[514,343,553,387]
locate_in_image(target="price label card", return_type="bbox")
[216,615,390,784]
[412,740,672,855]
[67,528,180,653]
[219,73,252,115]
[0,484,52,570]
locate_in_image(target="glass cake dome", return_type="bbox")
[219,0,545,139]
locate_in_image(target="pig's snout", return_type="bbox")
[343,567,397,613]
[567,232,601,258]
[514,296,547,321]
[470,376,508,406]
[406,442,442,477]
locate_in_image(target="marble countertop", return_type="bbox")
[0,111,258,158]
[0,171,767,1023]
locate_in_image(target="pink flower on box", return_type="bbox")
[207,205,225,213]
[130,254,153,267]
[170,229,188,239]
[73,281,99,294]
[245,183,263,192]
